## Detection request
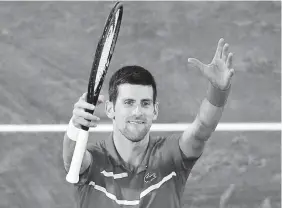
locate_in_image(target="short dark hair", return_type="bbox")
[108,65,157,105]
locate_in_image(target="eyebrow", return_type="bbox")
[122,98,153,102]
[141,99,153,102]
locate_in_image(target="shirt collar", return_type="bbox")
[104,133,124,166]
[104,133,152,172]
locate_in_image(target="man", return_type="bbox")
[63,38,235,208]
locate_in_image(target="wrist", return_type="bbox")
[66,117,80,142]
[206,82,231,107]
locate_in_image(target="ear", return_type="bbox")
[153,101,159,120]
[105,100,115,119]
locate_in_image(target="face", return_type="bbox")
[106,83,158,142]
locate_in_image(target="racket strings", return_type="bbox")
[94,11,120,92]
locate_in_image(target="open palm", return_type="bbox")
[188,38,235,90]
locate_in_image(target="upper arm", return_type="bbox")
[74,144,101,186]
[159,134,200,172]
[179,115,214,158]
[63,141,100,186]
[63,132,93,174]
[64,148,92,174]
[80,149,92,174]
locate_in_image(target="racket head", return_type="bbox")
[83,2,123,131]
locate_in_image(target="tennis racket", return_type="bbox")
[66,2,123,184]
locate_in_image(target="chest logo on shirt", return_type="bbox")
[144,172,157,183]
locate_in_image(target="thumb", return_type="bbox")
[188,58,205,71]
[228,68,235,81]
[97,95,105,105]
[81,92,87,101]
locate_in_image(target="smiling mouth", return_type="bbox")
[128,121,145,124]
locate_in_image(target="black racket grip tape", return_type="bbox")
[81,98,98,131]
[81,109,93,131]
[81,87,101,131]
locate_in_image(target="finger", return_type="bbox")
[81,92,87,101]
[222,43,229,63]
[74,100,95,111]
[73,108,100,121]
[89,121,98,128]
[73,116,91,127]
[74,116,97,128]
[81,93,104,106]
[188,58,206,71]
[214,38,225,60]
[229,68,235,78]
[226,53,233,69]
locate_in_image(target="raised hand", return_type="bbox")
[72,93,104,129]
[188,38,235,90]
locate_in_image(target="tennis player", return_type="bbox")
[63,38,235,208]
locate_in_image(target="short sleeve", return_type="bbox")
[165,133,201,172]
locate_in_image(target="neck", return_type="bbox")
[113,127,150,168]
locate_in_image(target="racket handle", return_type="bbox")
[66,130,89,184]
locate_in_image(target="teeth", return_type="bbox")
[129,121,143,124]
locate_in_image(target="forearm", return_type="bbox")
[183,99,223,155]
[193,82,230,140]
[180,83,230,158]
[182,38,234,158]
[198,97,224,131]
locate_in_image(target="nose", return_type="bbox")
[132,104,143,116]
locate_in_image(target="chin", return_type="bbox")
[127,136,145,143]
[122,127,150,143]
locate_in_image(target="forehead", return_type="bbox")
[117,84,153,100]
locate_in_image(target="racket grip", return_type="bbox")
[66,130,89,184]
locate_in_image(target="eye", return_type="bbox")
[124,100,134,106]
[142,101,152,107]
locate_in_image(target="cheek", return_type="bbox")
[148,114,155,121]
[144,109,156,120]
[114,108,129,121]
[148,106,156,115]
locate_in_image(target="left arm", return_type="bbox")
[180,38,235,158]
